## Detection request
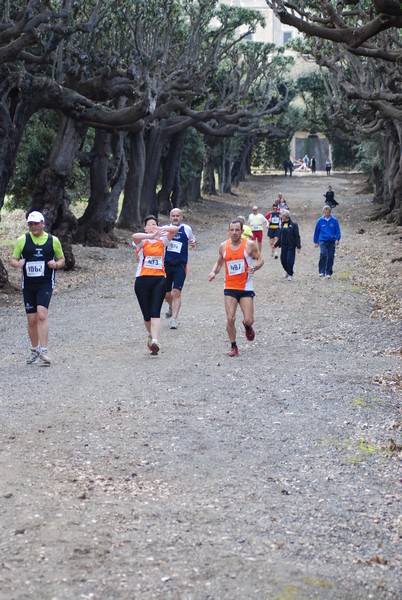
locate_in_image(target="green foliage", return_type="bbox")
[7,112,58,210]
[295,71,326,133]
[331,137,356,169]
[354,134,383,175]
[6,110,92,211]
[251,105,304,170]
[180,128,206,184]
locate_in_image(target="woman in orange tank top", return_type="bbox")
[132,215,178,355]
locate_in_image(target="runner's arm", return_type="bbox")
[157,225,179,241]
[48,237,65,269]
[185,225,196,248]
[247,240,264,272]
[132,224,178,244]
[10,257,25,269]
[10,236,26,268]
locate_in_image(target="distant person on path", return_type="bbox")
[248,206,268,253]
[274,209,301,281]
[10,211,65,366]
[313,206,341,279]
[310,156,317,173]
[325,158,332,176]
[323,185,338,209]
[288,158,294,177]
[132,215,178,355]
[208,219,264,357]
[276,192,289,212]
[283,158,289,176]
[164,208,196,330]
[295,156,308,172]
[237,215,253,240]
[265,204,281,259]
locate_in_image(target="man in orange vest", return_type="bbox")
[208,219,264,357]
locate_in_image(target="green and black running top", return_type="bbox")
[13,232,64,289]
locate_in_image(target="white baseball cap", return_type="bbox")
[27,211,45,223]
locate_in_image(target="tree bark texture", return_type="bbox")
[75,130,126,247]
[117,131,145,230]
[30,116,87,270]
[370,121,402,225]
[157,130,186,214]
[141,127,164,218]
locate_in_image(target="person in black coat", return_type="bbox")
[274,209,301,281]
[323,185,338,208]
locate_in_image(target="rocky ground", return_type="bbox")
[0,171,401,600]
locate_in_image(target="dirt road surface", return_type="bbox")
[1,172,401,599]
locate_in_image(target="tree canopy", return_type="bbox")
[266,0,402,223]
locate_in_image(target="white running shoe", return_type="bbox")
[165,306,172,318]
[170,318,178,329]
[26,348,39,364]
[326,274,332,279]
[287,275,293,281]
[38,351,51,366]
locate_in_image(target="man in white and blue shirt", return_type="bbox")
[164,208,196,329]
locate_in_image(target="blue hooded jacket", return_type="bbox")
[314,214,341,244]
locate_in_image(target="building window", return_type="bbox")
[283,31,292,44]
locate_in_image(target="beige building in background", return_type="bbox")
[219,0,299,46]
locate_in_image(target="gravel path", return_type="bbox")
[0,172,401,599]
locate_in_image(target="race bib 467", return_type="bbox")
[227,259,245,276]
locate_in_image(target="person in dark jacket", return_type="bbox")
[323,185,338,208]
[274,209,301,281]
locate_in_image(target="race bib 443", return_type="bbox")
[144,256,163,269]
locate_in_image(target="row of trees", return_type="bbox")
[0,0,293,283]
[266,0,402,224]
[1,1,401,286]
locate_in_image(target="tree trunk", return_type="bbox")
[202,157,217,195]
[222,139,233,194]
[179,167,202,205]
[104,131,127,232]
[0,259,9,289]
[75,130,126,247]
[386,121,402,225]
[371,120,402,225]
[117,131,145,230]
[232,136,253,186]
[141,127,164,218]
[157,130,186,214]
[30,115,87,270]
[0,72,42,283]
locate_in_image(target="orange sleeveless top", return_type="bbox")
[136,239,166,277]
[223,239,252,290]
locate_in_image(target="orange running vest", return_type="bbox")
[137,239,166,277]
[224,239,252,290]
